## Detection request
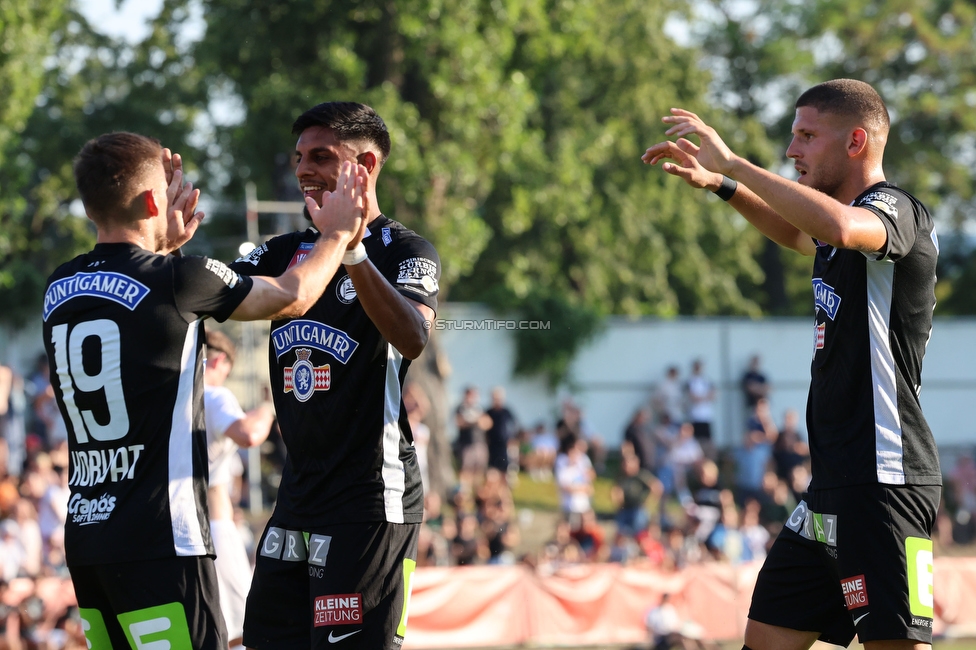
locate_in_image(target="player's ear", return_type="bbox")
[142,188,161,217]
[359,151,377,174]
[848,127,868,158]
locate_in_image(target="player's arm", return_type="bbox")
[345,259,434,360]
[652,109,887,254]
[230,162,367,321]
[223,403,274,448]
[644,133,815,255]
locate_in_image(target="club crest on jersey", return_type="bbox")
[272,319,359,364]
[336,275,357,304]
[815,322,826,350]
[283,348,330,402]
[287,242,316,270]
[812,279,841,320]
[43,271,150,321]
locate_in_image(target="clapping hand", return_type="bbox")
[161,148,205,254]
[303,161,369,249]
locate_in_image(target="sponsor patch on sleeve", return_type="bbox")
[204,258,243,288]
[234,243,268,266]
[859,190,899,220]
[396,257,439,294]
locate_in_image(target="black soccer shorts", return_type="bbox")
[70,556,227,650]
[243,519,419,650]
[748,484,940,646]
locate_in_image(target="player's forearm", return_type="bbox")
[232,234,348,321]
[724,182,815,255]
[346,261,430,360]
[728,156,854,249]
[274,233,351,318]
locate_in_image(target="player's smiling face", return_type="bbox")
[294,126,360,206]
[786,106,850,198]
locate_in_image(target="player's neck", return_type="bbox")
[96,226,157,253]
[834,164,886,205]
[365,193,383,224]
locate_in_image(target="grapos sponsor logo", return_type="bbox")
[431,320,551,331]
[68,492,117,525]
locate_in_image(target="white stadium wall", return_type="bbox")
[5,305,975,451]
[437,304,976,451]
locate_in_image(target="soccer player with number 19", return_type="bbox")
[644,79,940,650]
[43,132,367,649]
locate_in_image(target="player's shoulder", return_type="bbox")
[371,216,437,254]
[233,229,314,268]
[854,182,930,223]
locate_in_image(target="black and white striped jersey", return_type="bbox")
[806,182,941,489]
[230,216,438,527]
[42,243,252,566]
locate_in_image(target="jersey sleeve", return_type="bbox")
[172,255,253,322]
[854,187,918,261]
[380,235,440,313]
[229,231,307,277]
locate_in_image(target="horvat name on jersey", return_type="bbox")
[68,445,145,487]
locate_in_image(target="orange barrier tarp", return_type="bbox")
[4,558,974,647]
[405,558,976,648]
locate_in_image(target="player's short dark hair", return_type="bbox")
[73,132,162,224]
[795,79,890,136]
[292,102,391,165]
[206,329,237,367]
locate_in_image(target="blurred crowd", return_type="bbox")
[415,356,976,575]
[0,357,86,649]
[1,352,975,648]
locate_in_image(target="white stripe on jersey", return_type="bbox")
[169,319,209,554]
[865,259,906,484]
[381,344,406,523]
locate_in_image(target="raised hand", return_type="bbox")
[161,153,205,253]
[645,108,737,177]
[162,148,181,186]
[642,137,725,191]
[303,161,368,247]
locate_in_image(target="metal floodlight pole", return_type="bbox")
[241,182,305,515]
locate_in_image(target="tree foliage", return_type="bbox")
[178,0,772,384]
[693,0,976,314]
[7,0,976,379]
[0,0,80,326]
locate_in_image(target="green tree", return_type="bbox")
[694,0,976,314]
[1,2,214,326]
[179,0,773,386]
[0,0,79,326]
